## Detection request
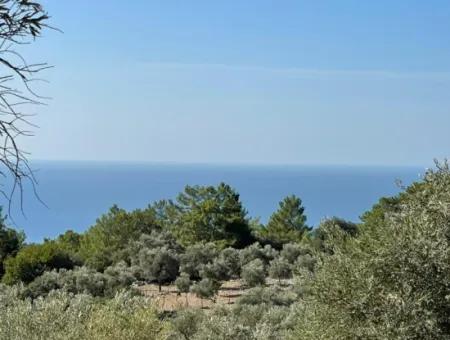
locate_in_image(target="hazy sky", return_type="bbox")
[20,0,450,166]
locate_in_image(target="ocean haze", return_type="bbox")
[2,161,423,242]
[19,0,450,166]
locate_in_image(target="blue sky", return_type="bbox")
[21,0,450,166]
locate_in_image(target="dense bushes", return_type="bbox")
[0,213,24,278]
[291,164,450,339]
[237,285,298,307]
[191,277,221,302]
[169,303,297,339]
[79,205,162,271]
[2,241,76,285]
[241,259,266,287]
[179,242,218,280]
[268,257,292,282]
[138,246,179,290]
[174,272,191,295]
[0,183,310,286]
[0,285,298,340]
[239,242,278,267]
[0,287,169,340]
[3,169,450,339]
[22,262,139,299]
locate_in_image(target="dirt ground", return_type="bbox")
[137,278,292,311]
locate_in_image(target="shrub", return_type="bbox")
[79,205,161,271]
[67,266,108,296]
[292,268,314,298]
[0,212,24,278]
[138,246,179,290]
[279,243,307,263]
[261,245,279,263]
[2,242,75,285]
[25,263,138,299]
[189,303,295,340]
[169,308,205,339]
[200,247,242,282]
[0,288,94,340]
[217,247,241,278]
[237,286,297,307]
[175,272,191,296]
[241,259,265,287]
[126,230,182,261]
[268,257,292,283]
[191,312,254,340]
[293,253,316,273]
[239,243,277,268]
[0,288,169,340]
[191,278,220,302]
[292,164,450,339]
[200,260,229,282]
[55,230,82,262]
[85,292,169,340]
[23,270,60,298]
[309,217,358,253]
[103,261,137,296]
[179,243,218,280]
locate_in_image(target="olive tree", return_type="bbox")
[179,242,218,280]
[293,163,450,339]
[239,243,277,267]
[268,257,292,283]
[279,243,306,263]
[175,272,191,306]
[191,278,220,307]
[241,259,265,287]
[138,246,179,291]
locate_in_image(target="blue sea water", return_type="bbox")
[2,161,424,242]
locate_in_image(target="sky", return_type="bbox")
[18,0,450,166]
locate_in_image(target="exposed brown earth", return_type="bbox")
[137,278,293,311]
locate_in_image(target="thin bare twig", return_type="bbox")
[0,0,51,218]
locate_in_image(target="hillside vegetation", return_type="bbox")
[1,164,450,339]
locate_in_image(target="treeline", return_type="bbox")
[0,183,324,296]
[1,164,450,339]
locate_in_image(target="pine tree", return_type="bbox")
[262,195,310,246]
[170,183,254,247]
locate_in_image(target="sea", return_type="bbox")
[1,161,424,242]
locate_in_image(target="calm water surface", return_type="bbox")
[3,161,424,242]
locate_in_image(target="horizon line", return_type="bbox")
[28,158,427,169]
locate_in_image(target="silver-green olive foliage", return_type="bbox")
[241,258,266,287]
[293,163,450,339]
[175,272,191,294]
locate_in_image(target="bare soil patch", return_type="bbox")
[137,278,292,311]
